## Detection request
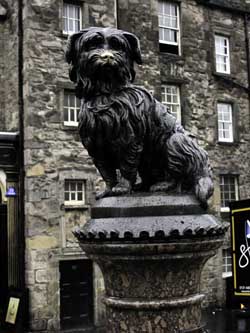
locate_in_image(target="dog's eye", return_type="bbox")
[109,37,124,51]
[85,36,103,51]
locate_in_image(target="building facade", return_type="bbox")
[0,0,250,331]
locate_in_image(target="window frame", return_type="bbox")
[220,174,239,212]
[217,102,233,143]
[63,90,81,127]
[222,248,232,278]
[214,34,231,75]
[62,1,82,35]
[158,1,181,54]
[161,84,181,123]
[64,179,86,206]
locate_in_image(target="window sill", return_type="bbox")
[61,203,89,210]
[220,207,230,213]
[159,52,184,60]
[217,141,240,146]
[58,32,71,39]
[63,124,79,131]
[213,71,231,77]
[222,272,232,279]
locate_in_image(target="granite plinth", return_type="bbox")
[73,194,227,333]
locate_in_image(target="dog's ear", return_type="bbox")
[122,32,142,65]
[65,29,91,82]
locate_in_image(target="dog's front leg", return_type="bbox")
[93,159,118,199]
[112,143,142,195]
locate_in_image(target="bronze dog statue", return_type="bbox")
[66,27,213,207]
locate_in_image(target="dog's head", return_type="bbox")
[65,27,142,98]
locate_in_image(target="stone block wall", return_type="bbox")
[0,0,19,131]
[0,0,249,330]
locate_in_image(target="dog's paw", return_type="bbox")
[150,180,176,193]
[111,183,131,196]
[95,189,113,200]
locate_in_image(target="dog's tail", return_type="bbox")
[166,132,214,207]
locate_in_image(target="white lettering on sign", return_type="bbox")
[239,220,250,269]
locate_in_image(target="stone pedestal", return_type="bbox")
[73,194,227,333]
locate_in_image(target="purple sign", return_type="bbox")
[6,186,17,197]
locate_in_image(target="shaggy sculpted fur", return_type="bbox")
[66,27,213,207]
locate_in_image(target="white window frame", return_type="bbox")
[158,1,180,49]
[63,2,82,35]
[222,248,232,278]
[161,85,181,123]
[64,91,80,127]
[215,35,230,74]
[220,175,239,212]
[64,180,85,206]
[217,103,233,143]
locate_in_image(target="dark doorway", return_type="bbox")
[59,259,93,330]
[0,203,8,320]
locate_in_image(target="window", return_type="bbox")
[64,180,85,205]
[215,35,230,74]
[63,2,81,35]
[64,91,80,126]
[217,103,233,142]
[220,175,239,211]
[222,248,232,277]
[161,85,181,122]
[158,1,180,54]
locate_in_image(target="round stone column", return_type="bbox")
[73,194,227,333]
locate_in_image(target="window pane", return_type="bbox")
[63,4,67,17]
[76,97,80,107]
[70,182,76,191]
[68,5,74,18]
[64,94,68,107]
[74,19,80,32]
[69,94,75,107]
[77,109,80,120]
[77,182,83,191]
[164,3,171,15]
[65,192,69,201]
[69,19,74,32]
[63,18,68,32]
[64,108,69,122]
[158,2,164,14]
[70,109,75,122]
[74,6,80,19]
[71,192,75,200]
[78,192,83,201]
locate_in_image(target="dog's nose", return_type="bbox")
[100,51,114,61]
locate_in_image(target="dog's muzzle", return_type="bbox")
[100,50,115,63]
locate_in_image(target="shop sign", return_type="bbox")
[230,199,250,296]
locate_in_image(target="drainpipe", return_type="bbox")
[244,13,250,91]
[244,12,250,134]
[18,0,25,291]
[115,0,119,28]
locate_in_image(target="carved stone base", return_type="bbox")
[73,194,227,333]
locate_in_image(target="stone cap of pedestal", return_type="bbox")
[91,193,204,218]
[73,194,228,242]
